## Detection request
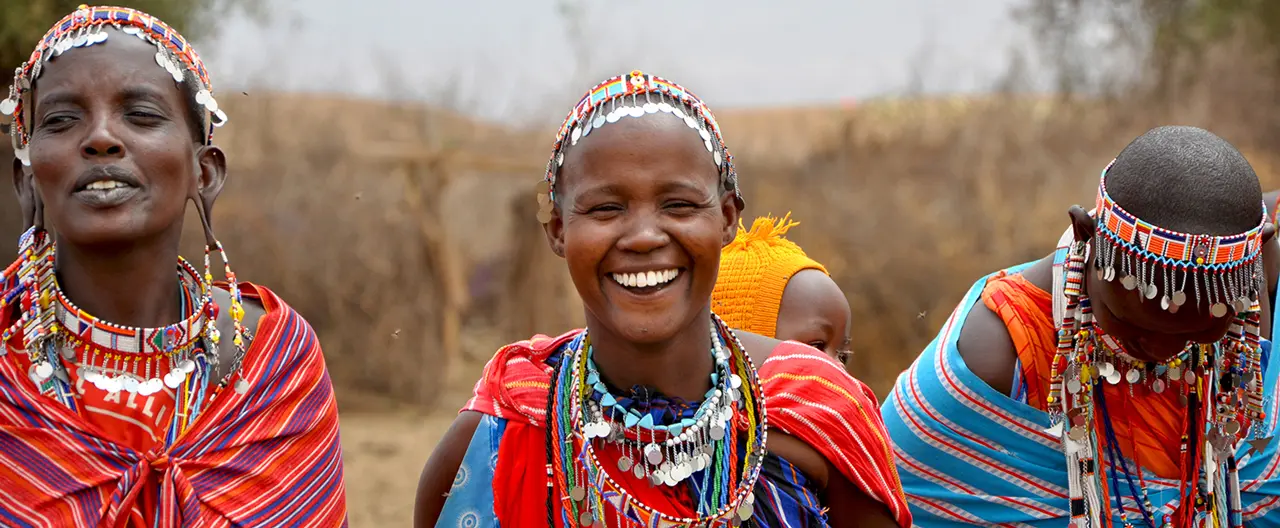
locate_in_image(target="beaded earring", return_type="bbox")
[193,196,250,396]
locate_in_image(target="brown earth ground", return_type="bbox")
[340,401,455,526]
[339,372,482,527]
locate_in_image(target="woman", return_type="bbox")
[415,71,909,527]
[713,213,853,364]
[0,6,346,525]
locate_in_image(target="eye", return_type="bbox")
[588,204,621,213]
[585,203,623,218]
[126,110,166,124]
[41,114,77,128]
[836,350,852,364]
[807,341,827,351]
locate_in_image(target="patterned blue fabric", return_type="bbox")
[436,415,505,528]
[880,256,1280,526]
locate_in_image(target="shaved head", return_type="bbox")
[1104,126,1262,235]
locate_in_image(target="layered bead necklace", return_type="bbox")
[1,231,251,441]
[40,257,214,396]
[1050,166,1269,527]
[547,315,767,527]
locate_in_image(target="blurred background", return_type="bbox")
[3,0,1279,524]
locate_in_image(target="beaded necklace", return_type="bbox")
[0,232,237,442]
[39,258,219,440]
[1050,162,1268,526]
[548,316,766,527]
[1054,247,1260,527]
[44,256,214,396]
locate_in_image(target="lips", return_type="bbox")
[73,165,141,192]
[69,165,143,209]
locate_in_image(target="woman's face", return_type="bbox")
[24,27,208,248]
[545,113,739,345]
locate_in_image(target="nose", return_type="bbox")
[616,210,670,254]
[80,116,124,159]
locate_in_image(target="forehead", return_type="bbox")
[558,114,720,192]
[779,269,850,326]
[33,28,179,103]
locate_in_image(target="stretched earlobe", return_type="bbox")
[543,208,566,258]
[1068,206,1095,245]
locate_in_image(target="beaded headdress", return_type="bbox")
[536,70,739,223]
[0,6,252,410]
[1051,159,1270,527]
[0,4,228,166]
[1092,160,1267,317]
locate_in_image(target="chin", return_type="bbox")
[605,311,692,344]
[1123,340,1187,363]
[54,217,160,247]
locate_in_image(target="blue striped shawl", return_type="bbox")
[881,257,1280,527]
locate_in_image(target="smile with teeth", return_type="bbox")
[611,269,680,289]
[82,180,130,191]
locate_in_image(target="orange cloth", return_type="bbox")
[981,271,1184,479]
[712,213,828,338]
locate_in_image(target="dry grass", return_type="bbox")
[3,46,1279,401]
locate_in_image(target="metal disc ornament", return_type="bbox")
[1126,369,1141,384]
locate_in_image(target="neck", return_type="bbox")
[586,310,717,402]
[53,236,183,328]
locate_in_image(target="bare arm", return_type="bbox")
[957,257,1054,396]
[824,469,901,528]
[413,411,483,528]
[956,299,1020,396]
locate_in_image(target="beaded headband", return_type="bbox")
[0,5,226,166]
[537,70,739,223]
[1093,159,1268,317]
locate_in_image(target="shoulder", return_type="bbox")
[956,294,1019,395]
[210,283,307,375]
[734,330,828,367]
[211,282,271,338]
[956,254,1054,396]
[489,330,581,370]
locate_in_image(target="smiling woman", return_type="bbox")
[415,71,911,528]
[0,5,346,526]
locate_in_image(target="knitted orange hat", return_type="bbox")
[712,213,828,338]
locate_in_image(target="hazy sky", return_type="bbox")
[204,0,1034,121]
